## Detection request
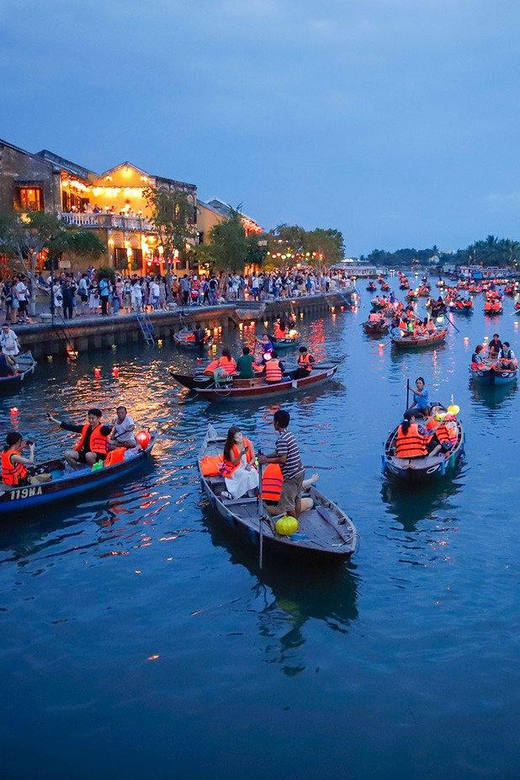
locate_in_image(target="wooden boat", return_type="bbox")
[366,282,377,292]
[449,300,473,314]
[0,351,36,392]
[171,355,347,403]
[0,434,155,515]
[469,364,518,385]
[270,333,301,349]
[391,328,447,349]
[170,371,213,391]
[173,328,213,350]
[417,285,430,297]
[363,318,390,335]
[198,425,358,563]
[383,415,464,480]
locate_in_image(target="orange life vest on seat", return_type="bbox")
[1,449,28,486]
[395,423,428,458]
[104,447,126,467]
[433,423,451,444]
[273,323,285,339]
[261,463,283,502]
[265,358,283,382]
[221,437,254,478]
[74,423,109,455]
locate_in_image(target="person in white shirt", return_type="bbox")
[109,406,136,449]
[0,324,20,357]
[14,277,29,323]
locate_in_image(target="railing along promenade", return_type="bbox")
[14,292,353,359]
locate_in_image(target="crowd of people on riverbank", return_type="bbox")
[0,266,355,323]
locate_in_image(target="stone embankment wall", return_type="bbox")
[17,293,354,359]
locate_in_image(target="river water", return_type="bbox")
[2,282,520,779]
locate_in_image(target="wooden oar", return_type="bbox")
[257,455,265,570]
[445,312,460,333]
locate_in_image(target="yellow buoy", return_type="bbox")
[275,516,299,536]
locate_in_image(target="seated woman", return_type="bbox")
[1,432,52,487]
[471,344,486,368]
[221,427,259,500]
[395,412,442,459]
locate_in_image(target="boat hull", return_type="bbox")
[391,330,447,349]
[0,352,36,393]
[193,364,342,403]
[383,419,464,480]
[469,367,517,385]
[0,438,155,515]
[198,427,357,563]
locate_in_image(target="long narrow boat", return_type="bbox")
[198,425,358,563]
[173,328,213,351]
[0,435,155,515]
[270,334,301,350]
[391,329,447,349]
[382,416,464,480]
[0,351,36,392]
[469,364,518,385]
[171,356,346,403]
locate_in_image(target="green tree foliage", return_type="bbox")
[269,224,345,266]
[143,186,196,281]
[453,235,520,267]
[0,211,105,313]
[209,208,249,272]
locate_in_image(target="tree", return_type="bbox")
[143,186,196,289]
[0,211,105,314]
[209,208,249,273]
[306,228,345,266]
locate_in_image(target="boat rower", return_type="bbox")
[109,406,137,449]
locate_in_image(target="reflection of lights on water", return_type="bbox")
[148,655,160,661]
[135,570,142,574]
[464,337,469,345]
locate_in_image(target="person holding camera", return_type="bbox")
[1,431,52,486]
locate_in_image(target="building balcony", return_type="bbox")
[59,212,154,232]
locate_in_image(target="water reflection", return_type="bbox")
[381,477,463,532]
[200,504,359,676]
[469,379,517,411]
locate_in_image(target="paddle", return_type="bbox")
[406,378,410,411]
[444,312,460,333]
[257,452,265,570]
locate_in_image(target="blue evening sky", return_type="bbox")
[1,0,519,255]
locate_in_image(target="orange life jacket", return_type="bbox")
[433,423,451,444]
[395,423,428,458]
[74,423,109,455]
[104,447,126,467]
[265,358,283,382]
[204,356,237,376]
[200,453,224,477]
[297,353,313,371]
[221,437,254,478]
[261,463,283,502]
[273,324,285,339]
[1,448,28,486]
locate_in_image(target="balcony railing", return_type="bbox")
[59,212,154,231]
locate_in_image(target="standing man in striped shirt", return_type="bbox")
[258,409,313,520]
